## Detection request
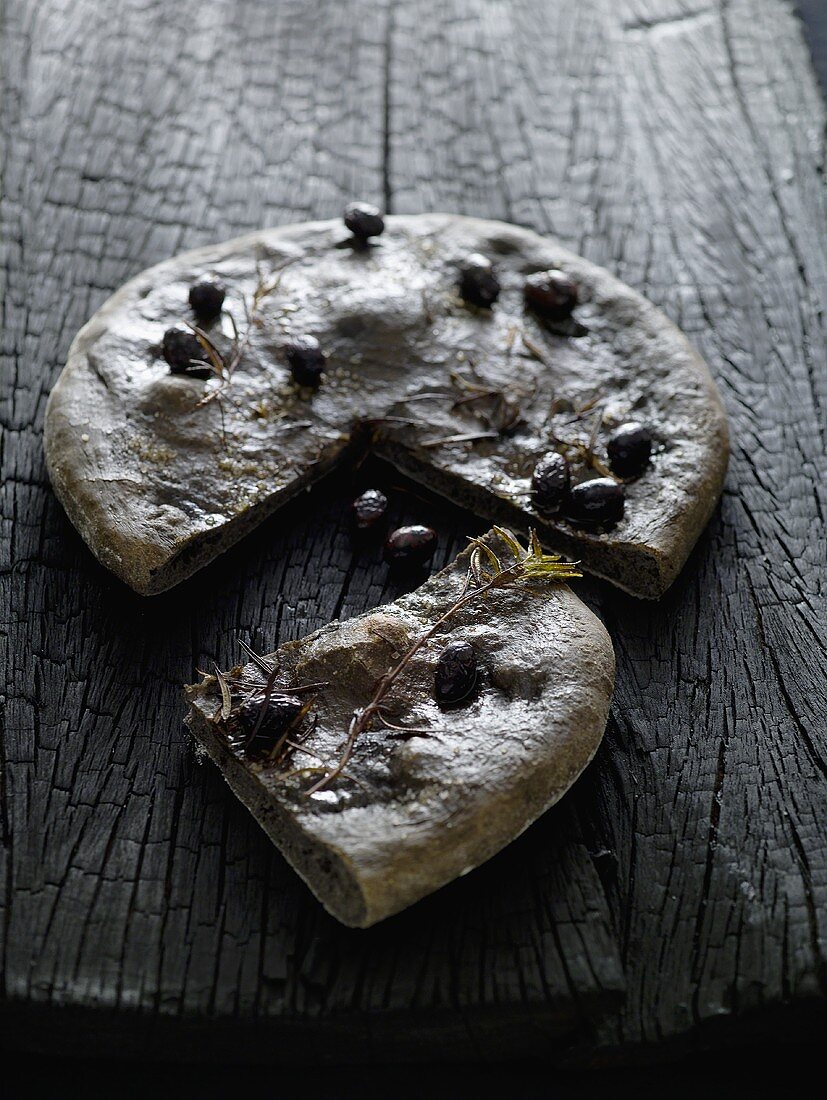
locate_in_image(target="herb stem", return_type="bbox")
[304,573,508,795]
[305,529,578,795]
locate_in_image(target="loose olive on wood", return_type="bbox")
[383,525,438,569]
[351,489,389,532]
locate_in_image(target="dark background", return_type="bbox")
[3,1,825,1095]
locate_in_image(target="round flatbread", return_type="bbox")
[45,213,729,598]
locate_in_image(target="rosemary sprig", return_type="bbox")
[305,527,580,795]
[549,407,617,480]
[213,663,232,720]
[211,636,329,767]
[421,430,500,448]
[192,257,298,409]
[450,364,529,434]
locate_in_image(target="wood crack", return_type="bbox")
[0,698,9,850]
[382,1,395,214]
[623,6,714,37]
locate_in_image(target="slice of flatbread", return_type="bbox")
[185,531,614,927]
[45,213,728,599]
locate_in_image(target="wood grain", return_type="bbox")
[1,0,825,1063]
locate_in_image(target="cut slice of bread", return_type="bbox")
[185,531,614,926]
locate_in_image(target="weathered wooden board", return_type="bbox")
[1,0,825,1063]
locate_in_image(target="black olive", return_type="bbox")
[434,640,478,705]
[285,335,326,386]
[524,269,579,320]
[162,323,212,378]
[232,691,305,758]
[383,525,438,569]
[188,275,226,320]
[459,253,501,308]
[606,422,653,478]
[344,201,385,242]
[351,489,389,532]
[531,451,571,514]
[565,478,625,529]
